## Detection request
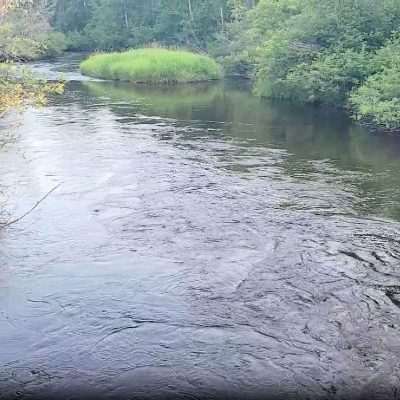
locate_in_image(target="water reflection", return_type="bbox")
[79,80,400,221]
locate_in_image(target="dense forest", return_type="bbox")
[51,0,232,51]
[1,0,400,130]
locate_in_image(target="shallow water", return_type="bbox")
[1,54,400,399]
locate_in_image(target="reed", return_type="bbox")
[80,48,222,84]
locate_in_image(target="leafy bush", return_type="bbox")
[254,31,317,98]
[350,37,400,129]
[80,48,223,83]
[213,0,303,78]
[0,8,67,60]
[65,31,93,51]
[40,32,68,58]
[0,64,64,116]
[261,48,373,104]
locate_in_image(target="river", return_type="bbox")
[1,54,400,399]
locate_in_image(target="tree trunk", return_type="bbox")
[188,0,193,21]
[122,0,129,29]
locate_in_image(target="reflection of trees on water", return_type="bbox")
[82,81,225,121]
[73,79,400,221]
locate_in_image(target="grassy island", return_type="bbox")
[80,49,222,84]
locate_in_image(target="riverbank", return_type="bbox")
[218,1,400,134]
[7,46,400,134]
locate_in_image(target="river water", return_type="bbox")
[1,54,400,399]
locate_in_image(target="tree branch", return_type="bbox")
[0,183,62,228]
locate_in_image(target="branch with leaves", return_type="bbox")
[0,63,64,116]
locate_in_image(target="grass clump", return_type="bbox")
[80,48,222,84]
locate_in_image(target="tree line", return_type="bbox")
[50,0,234,51]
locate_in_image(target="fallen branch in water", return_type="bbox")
[0,183,61,229]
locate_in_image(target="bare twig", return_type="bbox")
[0,183,61,228]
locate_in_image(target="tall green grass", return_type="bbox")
[80,48,222,83]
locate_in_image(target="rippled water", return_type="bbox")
[1,54,400,399]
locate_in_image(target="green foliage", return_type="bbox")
[210,1,260,76]
[257,47,373,104]
[213,0,302,77]
[0,5,66,61]
[0,2,65,117]
[350,37,400,129]
[40,31,68,57]
[0,63,64,116]
[4,0,400,130]
[51,0,93,34]
[80,48,222,83]
[217,0,400,130]
[51,0,230,51]
[64,31,92,51]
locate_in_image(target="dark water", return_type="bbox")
[1,54,400,399]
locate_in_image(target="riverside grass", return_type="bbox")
[80,49,222,84]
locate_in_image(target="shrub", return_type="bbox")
[65,31,93,51]
[40,32,68,58]
[350,37,400,129]
[270,48,373,104]
[235,0,400,131]
[0,9,67,61]
[0,64,64,116]
[254,31,317,98]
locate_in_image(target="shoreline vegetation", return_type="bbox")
[0,1,65,115]
[80,49,222,84]
[1,0,400,133]
[0,63,64,118]
[225,0,400,133]
[0,1,66,62]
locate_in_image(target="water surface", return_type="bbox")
[1,55,400,399]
